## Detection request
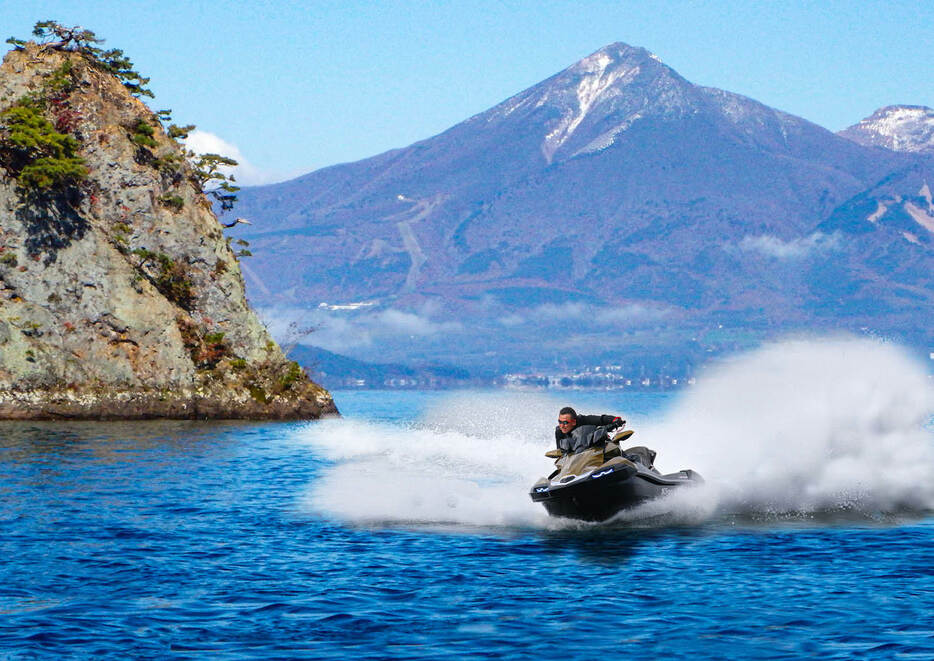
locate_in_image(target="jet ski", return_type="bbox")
[529,425,703,522]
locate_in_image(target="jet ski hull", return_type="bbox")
[530,450,702,522]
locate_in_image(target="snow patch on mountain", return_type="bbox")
[867,200,888,224]
[542,54,640,162]
[839,105,934,153]
[574,113,644,156]
[905,202,934,234]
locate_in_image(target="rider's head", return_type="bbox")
[557,407,577,433]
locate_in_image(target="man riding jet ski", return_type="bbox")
[530,408,703,522]
[554,407,622,452]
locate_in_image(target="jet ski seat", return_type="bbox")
[623,446,656,469]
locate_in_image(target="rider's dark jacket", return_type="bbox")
[555,414,622,451]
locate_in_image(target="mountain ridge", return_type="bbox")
[839,105,934,154]
[232,43,933,368]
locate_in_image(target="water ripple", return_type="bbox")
[0,417,932,659]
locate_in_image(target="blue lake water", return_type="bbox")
[2,382,933,659]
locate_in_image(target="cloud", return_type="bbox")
[498,313,525,327]
[182,130,279,186]
[376,309,462,336]
[497,302,671,327]
[525,302,587,320]
[738,232,841,259]
[593,304,670,324]
[257,305,463,356]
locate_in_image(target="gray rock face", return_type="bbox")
[839,106,934,154]
[0,44,336,419]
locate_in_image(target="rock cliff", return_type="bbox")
[0,43,336,419]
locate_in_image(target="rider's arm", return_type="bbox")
[600,414,624,430]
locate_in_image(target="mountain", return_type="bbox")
[0,40,336,418]
[289,344,476,390]
[232,43,934,368]
[839,106,934,154]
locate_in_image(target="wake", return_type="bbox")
[297,336,934,529]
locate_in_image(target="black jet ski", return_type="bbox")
[529,425,703,522]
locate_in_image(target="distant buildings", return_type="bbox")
[501,364,695,390]
[317,363,696,390]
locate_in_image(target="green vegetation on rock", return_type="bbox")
[130,118,157,148]
[132,248,194,310]
[193,153,240,213]
[167,124,195,140]
[176,318,234,370]
[278,361,305,391]
[43,59,76,97]
[160,194,184,212]
[0,98,87,190]
[8,20,153,98]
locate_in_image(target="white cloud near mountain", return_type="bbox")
[498,302,671,327]
[264,301,668,355]
[738,232,841,259]
[182,130,277,186]
[259,305,463,355]
[377,309,463,336]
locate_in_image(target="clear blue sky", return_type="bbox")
[4,1,933,183]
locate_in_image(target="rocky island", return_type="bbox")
[0,25,336,419]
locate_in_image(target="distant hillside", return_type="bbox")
[233,43,934,368]
[290,344,475,390]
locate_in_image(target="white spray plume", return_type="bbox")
[648,336,934,515]
[299,415,553,528]
[298,336,934,529]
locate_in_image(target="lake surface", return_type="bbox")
[2,386,933,659]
